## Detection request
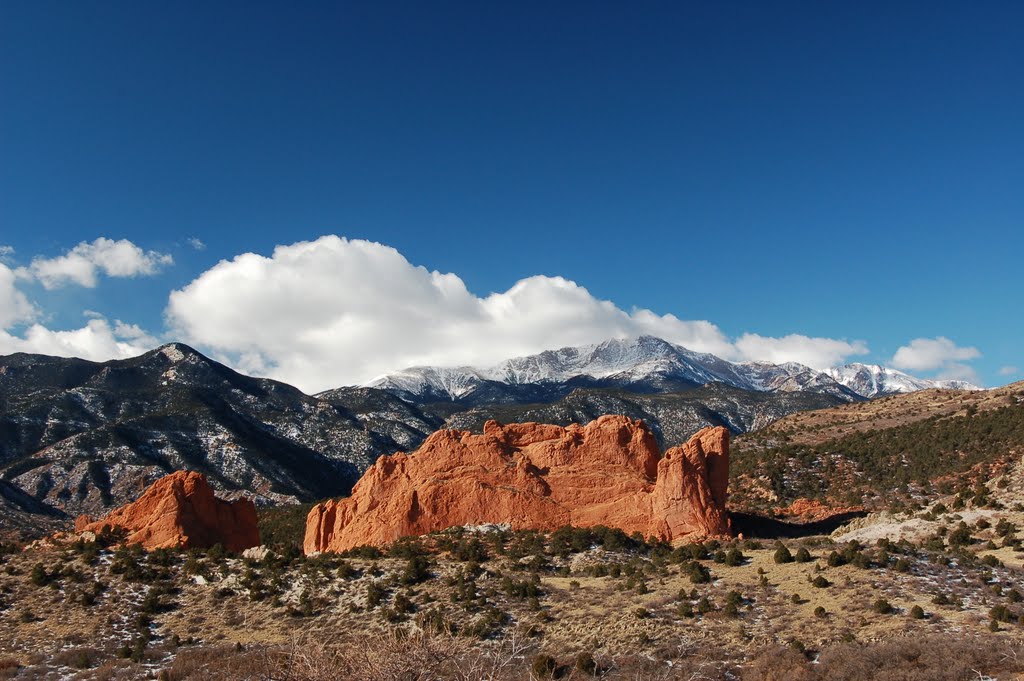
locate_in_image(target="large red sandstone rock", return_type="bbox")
[305,415,730,554]
[75,471,259,552]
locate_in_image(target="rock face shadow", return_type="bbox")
[730,510,869,539]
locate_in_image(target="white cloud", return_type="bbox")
[0,262,37,328]
[0,240,163,362]
[23,237,173,289]
[735,333,869,369]
[935,363,982,385]
[0,246,14,259]
[999,366,1019,377]
[0,317,157,361]
[187,238,206,251]
[165,235,872,392]
[891,336,981,372]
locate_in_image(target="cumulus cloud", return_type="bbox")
[187,237,206,251]
[891,337,981,372]
[735,333,869,369]
[0,239,164,362]
[999,366,1019,377]
[21,237,173,289]
[165,235,871,392]
[935,363,982,385]
[0,317,158,360]
[0,262,37,328]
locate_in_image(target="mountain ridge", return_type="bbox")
[367,336,979,403]
[0,339,987,538]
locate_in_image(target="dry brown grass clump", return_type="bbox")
[744,633,1024,681]
[165,630,738,680]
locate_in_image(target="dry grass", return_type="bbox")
[751,381,1024,447]
[4,499,1024,679]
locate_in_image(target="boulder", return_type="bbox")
[76,471,259,552]
[305,415,730,553]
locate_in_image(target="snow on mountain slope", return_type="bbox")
[369,336,846,401]
[482,336,748,386]
[370,337,981,403]
[369,365,489,400]
[825,364,980,398]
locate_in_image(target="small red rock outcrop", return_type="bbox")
[75,471,259,552]
[305,415,730,553]
[773,498,863,523]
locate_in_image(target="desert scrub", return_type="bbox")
[773,543,794,564]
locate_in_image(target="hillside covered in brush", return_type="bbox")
[731,381,1024,512]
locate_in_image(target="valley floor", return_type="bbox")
[2,508,1024,680]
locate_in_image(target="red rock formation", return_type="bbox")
[75,471,259,552]
[305,415,730,553]
[773,498,863,522]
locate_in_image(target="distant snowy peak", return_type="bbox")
[484,336,742,386]
[368,337,982,404]
[367,336,845,401]
[825,363,980,398]
[369,365,487,400]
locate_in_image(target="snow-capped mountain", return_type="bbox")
[0,338,982,538]
[824,363,980,398]
[369,336,758,402]
[369,336,980,403]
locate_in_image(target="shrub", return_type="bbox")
[910,605,925,619]
[948,523,973,547]
[725,548,745,566]
[873,598,894,615]
[794,547,812,563]
[452,537,489,563]
[574,651,597,676]
[531,654,557,678]
[814,606,827,618]
[990,605,1013,623]
[502,576,541,600]
[682,561,711,584]
[400,555,431,585]
[29,563,49,587]
[774,544,794,564]
[365,582,386,609]
[812,576,830,588]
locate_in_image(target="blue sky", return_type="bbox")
[1,2,1020,391]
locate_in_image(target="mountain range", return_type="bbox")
[369,335,977,402]
[0,336,980,537]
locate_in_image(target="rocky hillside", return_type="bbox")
[0,340,991,538]
[731,381,1024,512]
[0,345,852,537]
[0,345,442,532]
